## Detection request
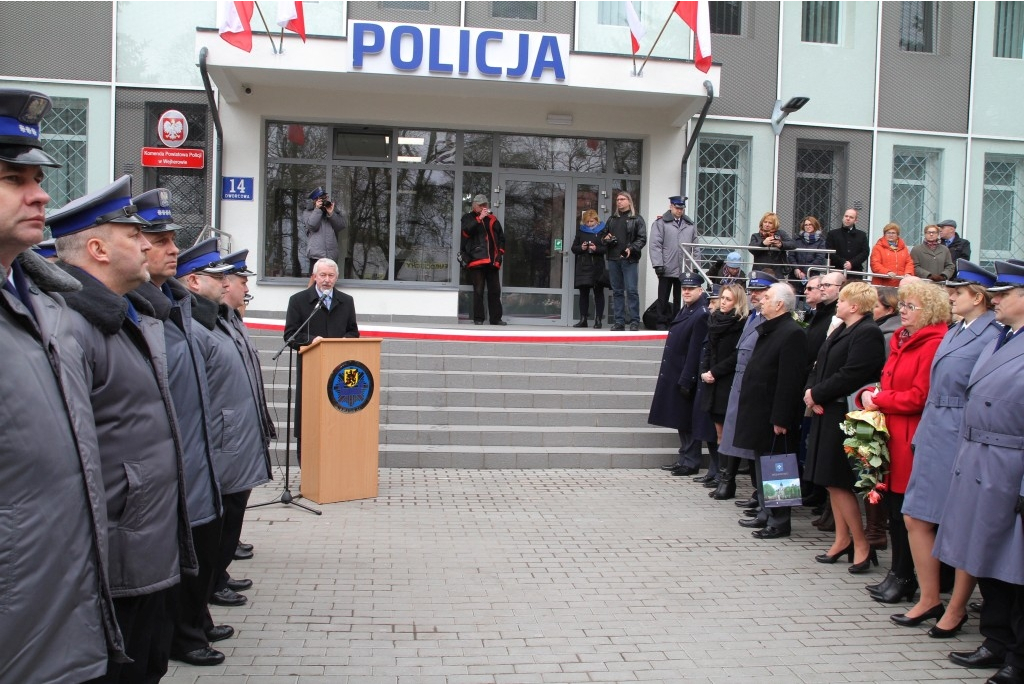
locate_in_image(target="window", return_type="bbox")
[40,97,88,208]
[794,143,846,233]
[492,1,538,21]
[695,136,750,243]
[890,146,942,246]
[994,1,1024,59]
[709,1,742,35]
[801,1,839,44]
[900,2,936,53]
[597,1,628,26]
[379,1,429,10]
[980,154,1024,264]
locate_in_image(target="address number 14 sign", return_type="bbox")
[222,177,254,201]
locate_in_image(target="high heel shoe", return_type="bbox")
[871,576,918,603]
[928,614,969,638]
[848,549,879,574]
[891,603,944,627]
[866,571,895,594]
[815,544,854,564]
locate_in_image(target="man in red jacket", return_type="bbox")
[461,194,506,325]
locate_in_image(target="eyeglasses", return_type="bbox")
[897,301,920,312]
[817,282,840,290]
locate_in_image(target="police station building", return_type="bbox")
[3,2,1023,324]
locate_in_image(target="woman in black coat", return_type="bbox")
[570,210,609,328]
[804,282,886,571]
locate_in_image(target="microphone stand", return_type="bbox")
[250,295,327,515]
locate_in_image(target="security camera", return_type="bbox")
[243,85,252,95]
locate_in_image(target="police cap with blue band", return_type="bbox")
[946,259,996,288]
[46,175,149,239]
[133,188,182,233]
[31,238,57,259]
[680,272,702,287]
[988,260,1024,292]
[0,89,60,168]
[747,270,778,290]
[669,195,687,207]
[222,248,256,277]
[176,238,232,278]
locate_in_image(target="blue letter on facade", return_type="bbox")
[476,31,503,76]
[507,33,529,78]
[352,23,384,68]
[531,36,566,80]
[428,28,454,73]
[391,25,423,71]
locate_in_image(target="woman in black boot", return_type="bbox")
[570,210,608,329]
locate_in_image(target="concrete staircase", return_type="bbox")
[250,328,680,468]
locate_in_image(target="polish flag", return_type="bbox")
[217,1,255,52]
[277,1,306,42]
[673,0,713,73]
[624,1,645,55]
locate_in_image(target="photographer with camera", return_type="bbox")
[301,187,345,274]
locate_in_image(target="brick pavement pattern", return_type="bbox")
[165,468,984,683]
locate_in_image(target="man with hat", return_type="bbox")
[648,196,699,329]
[0,88,124,682]
[713,270,776,504]
[178,239,272,614]
[935,259,1024,684]
[302,186,344,274]
[460,193,506,325]
[649,273,714,475]
[938,219,971,274]
[130,189,230,667]
[51,175,198,682]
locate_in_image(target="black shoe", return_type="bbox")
[573,318,588,328]
[593,317,603,329]
[233,545,253,560]
[660,463,681,471]
[866,571,896,594]
[474,320,484,325]
[237,542,254,553]
[610,323,625,331]
[226,577,253,592]
[491,320,508,326]
[815,544,853,564]
[671,466,699,476]
[210,588,247,607]
[702,480,720,489]
[693,472,716,484]
[735,496,758,508]
[206,625,235,643]
[986,665,1024,683]
[848,549,879,574]
[969,600,985,613]
[743,508,760,517]
[929,614,969,639]
[871,576,917,603]
[891,603,944,627]
[752,526,790,539]
[738,517,767,529]
[628,322,639,331]
[949,646,1005,669]
[173,647,225,666]
[711,480,736,500]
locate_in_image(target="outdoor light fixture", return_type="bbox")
[546,113,573,126]
[770,96,810,135]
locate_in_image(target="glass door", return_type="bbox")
[570,180,612,320]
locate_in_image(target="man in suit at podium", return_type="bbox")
[284,257,359,347]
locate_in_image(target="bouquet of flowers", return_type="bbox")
[841,409,891,503]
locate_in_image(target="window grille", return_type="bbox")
[890,147,942,246]
[40,97,88,208]
[900,1,936,53]
[695,136,750,243]
[980,154,1024,265]
[801,1,839,44]
[379,1,429,10]
[492,1,538,20]
[994,1,1024,59]
[794,144,845,233]
[709,1,741,35]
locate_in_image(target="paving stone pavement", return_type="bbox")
[165,468,988,684]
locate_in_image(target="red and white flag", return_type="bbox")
[624,1,646,55]
[277,1,306,42]
[217,1,255,52]
[673,0,712,73]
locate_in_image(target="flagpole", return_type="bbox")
[279,28,285,54]
[637,7,676,76]
[252,2,279,54]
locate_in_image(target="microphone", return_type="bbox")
[313,292,328,312]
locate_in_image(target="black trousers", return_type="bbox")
[213,490,251,592]
[172,517,223,655]
[656,275,680,327]
[885,492,914,579]
[91,588,175,683]
[978,577,1024,668]
[469,266,502,323]
[578,285,605,319]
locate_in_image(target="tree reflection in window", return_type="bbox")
[395,169,454,282]
[333,166,391,280]
[499,135,605,172]
[264,163,325,277]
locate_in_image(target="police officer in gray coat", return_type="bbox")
[0,88,125,683]
[936,260,1024,683]
[51,175,197,683]
[648,196,699,329]
[302,186,345,273]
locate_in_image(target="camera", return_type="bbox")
[604,234,618,246]
[320,197,333,210]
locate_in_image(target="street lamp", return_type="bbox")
[770,96,810,136]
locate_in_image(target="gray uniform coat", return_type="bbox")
[0,251,125,682]
[717,312,764,460]
[61,263,197,597]
[648,211,698,278]
[191,295,272,494]
[302,204,344,262]
[934,331,1024,584]
[132,280,223,526]
[224,306,278,447]
[904,312,1002,523]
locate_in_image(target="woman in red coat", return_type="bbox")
[870,223,914,287]
[860,279,950,606]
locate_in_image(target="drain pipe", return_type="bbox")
[198,47,224,234]
[679,80,715,198]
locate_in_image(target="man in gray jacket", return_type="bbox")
[302,186,344,274]
[0,88,125,683]
[649,195,699,329]
[51,174,197,683]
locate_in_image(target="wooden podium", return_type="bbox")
[298,338,382,504]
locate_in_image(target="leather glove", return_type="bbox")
[654,266,665,277]
[1015,495,1024,527]
[929,274,945,282]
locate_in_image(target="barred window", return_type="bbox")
[980,154,1024,265]
[801,1,839,44]
[709,1,742,35]
[900,1,936,53]
[994,1,1024,59]
[695,136,750,243]
[890,147,942,246]
[379,1,429,10]
[492,1,538,20]
[40,97,88,208]
[794,143,846,233]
